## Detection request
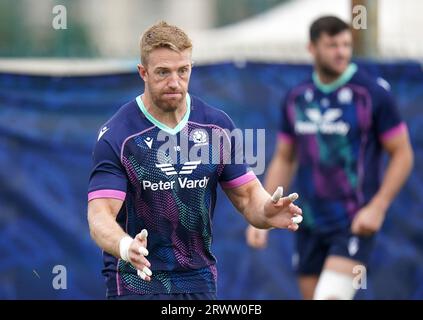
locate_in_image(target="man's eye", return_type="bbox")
[158,70,169,77]
[178,68,189,76]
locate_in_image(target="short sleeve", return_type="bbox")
[88,135,128,201]
[217,112,257,189]
[374,82,407,142]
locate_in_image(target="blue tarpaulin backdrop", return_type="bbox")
[0,61,422,299]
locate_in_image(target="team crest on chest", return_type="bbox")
[338,87,353,104]
[191,129,208,146]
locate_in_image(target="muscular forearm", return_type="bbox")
[372,145,413,210]
[242,182,274,229]
[88,203,127,258]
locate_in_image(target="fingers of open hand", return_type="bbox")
[130,229,153,281]
[137,268,152,281]
[274,193,300,208]
[129,252,152,281]
[288,203,302,216]
[129,250,151,268]
[135,229,148,243]
[287,222,299,232]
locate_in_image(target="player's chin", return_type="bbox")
[158,101,180,112]
[159,97,184,111]
[331,61,349,74]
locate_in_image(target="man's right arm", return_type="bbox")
[88,198,126,258]
[88,128,152,280]
[87,198,152,280]
[246,139,297,248]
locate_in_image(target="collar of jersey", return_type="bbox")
[136,93,191,135]
[312,63,358,94]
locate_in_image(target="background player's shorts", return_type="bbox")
[293,226,375,275]
[108,292,216,300]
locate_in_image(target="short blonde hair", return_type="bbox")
[140,21,192,65]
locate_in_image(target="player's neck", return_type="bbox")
[314,69,341,84]
[314,65,349,84]
[141,93,187,129]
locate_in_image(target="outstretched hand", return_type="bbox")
[128,229,152,281]
[264,187,303,231]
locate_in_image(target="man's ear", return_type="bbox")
[307,42,315,56]
[137,64,147,81]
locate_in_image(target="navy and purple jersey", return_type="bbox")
[88,93,256,297]
[279,63,407,233]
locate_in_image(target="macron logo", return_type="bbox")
[155,160,201,176]
[295,109,350,135]
[97,126,109,141]
[144,137,153,149]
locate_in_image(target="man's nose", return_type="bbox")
[167,72,180,88]
[337,45,349,57]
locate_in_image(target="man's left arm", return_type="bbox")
[223,178,302,231]
[351,130,414,235]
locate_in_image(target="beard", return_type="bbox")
[319,63,342,78]
[149,89,186,113]
[315,54,349,79]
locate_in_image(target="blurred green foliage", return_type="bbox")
[0,0,287,57]
[215,0,287,26]
[0,0,96,57]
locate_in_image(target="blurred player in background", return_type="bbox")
[87,21,302,300]
[246,16,413,300]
